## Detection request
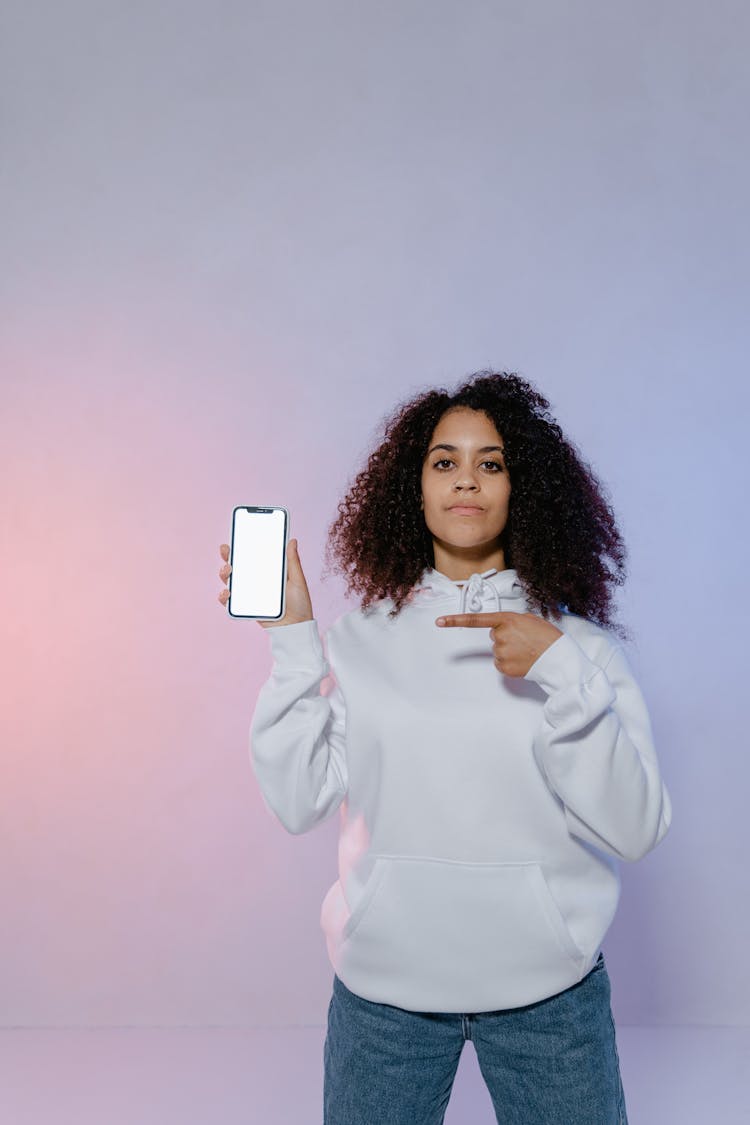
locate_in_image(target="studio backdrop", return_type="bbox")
[1,0,746,1030]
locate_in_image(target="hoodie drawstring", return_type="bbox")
[458,570,503,614]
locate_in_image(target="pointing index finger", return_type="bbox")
[435,612,506,628]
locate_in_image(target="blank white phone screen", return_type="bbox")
[230,507,286,618]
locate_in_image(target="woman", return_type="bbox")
[218,369,672,1125]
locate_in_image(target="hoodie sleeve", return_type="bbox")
[248,619,348,835]
[523,631,672,863]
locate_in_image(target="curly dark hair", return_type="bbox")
[322,369,631,643]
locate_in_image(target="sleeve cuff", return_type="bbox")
[267,618,326,669]
[523,630,602,695]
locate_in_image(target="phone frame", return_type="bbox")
[227,504,288,620]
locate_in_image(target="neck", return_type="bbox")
[431,541,507,582]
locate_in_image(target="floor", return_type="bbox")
[1,1025,748,1123]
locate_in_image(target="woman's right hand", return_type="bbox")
[218,539,314,628]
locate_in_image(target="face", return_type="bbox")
[420,407,511,575]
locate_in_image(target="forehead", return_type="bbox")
[430,407,502,442]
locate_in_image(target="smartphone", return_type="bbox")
[227,505,288,620]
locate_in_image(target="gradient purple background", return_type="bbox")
[1,0,746,1055]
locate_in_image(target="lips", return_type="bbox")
[449,505,484,514]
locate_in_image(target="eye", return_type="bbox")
[432,459,504,471]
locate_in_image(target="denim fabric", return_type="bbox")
[323,951,628,1124]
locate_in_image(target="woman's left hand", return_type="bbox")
[435,611,564,678]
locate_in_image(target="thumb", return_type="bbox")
[287,537,303,575]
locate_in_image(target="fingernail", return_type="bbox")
[436,617,446,626]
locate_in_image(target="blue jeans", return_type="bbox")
[323,951,628,1124]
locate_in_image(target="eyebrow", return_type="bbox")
[427,443,505,456]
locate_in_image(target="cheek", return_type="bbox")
[490,484,512,519]
[489,478,510,499]
[421,474,439,504]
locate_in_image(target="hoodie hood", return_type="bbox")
[411,566,527,614]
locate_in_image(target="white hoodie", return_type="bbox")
[249,566,672,1013]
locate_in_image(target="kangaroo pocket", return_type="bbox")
[332,855,587,1013]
